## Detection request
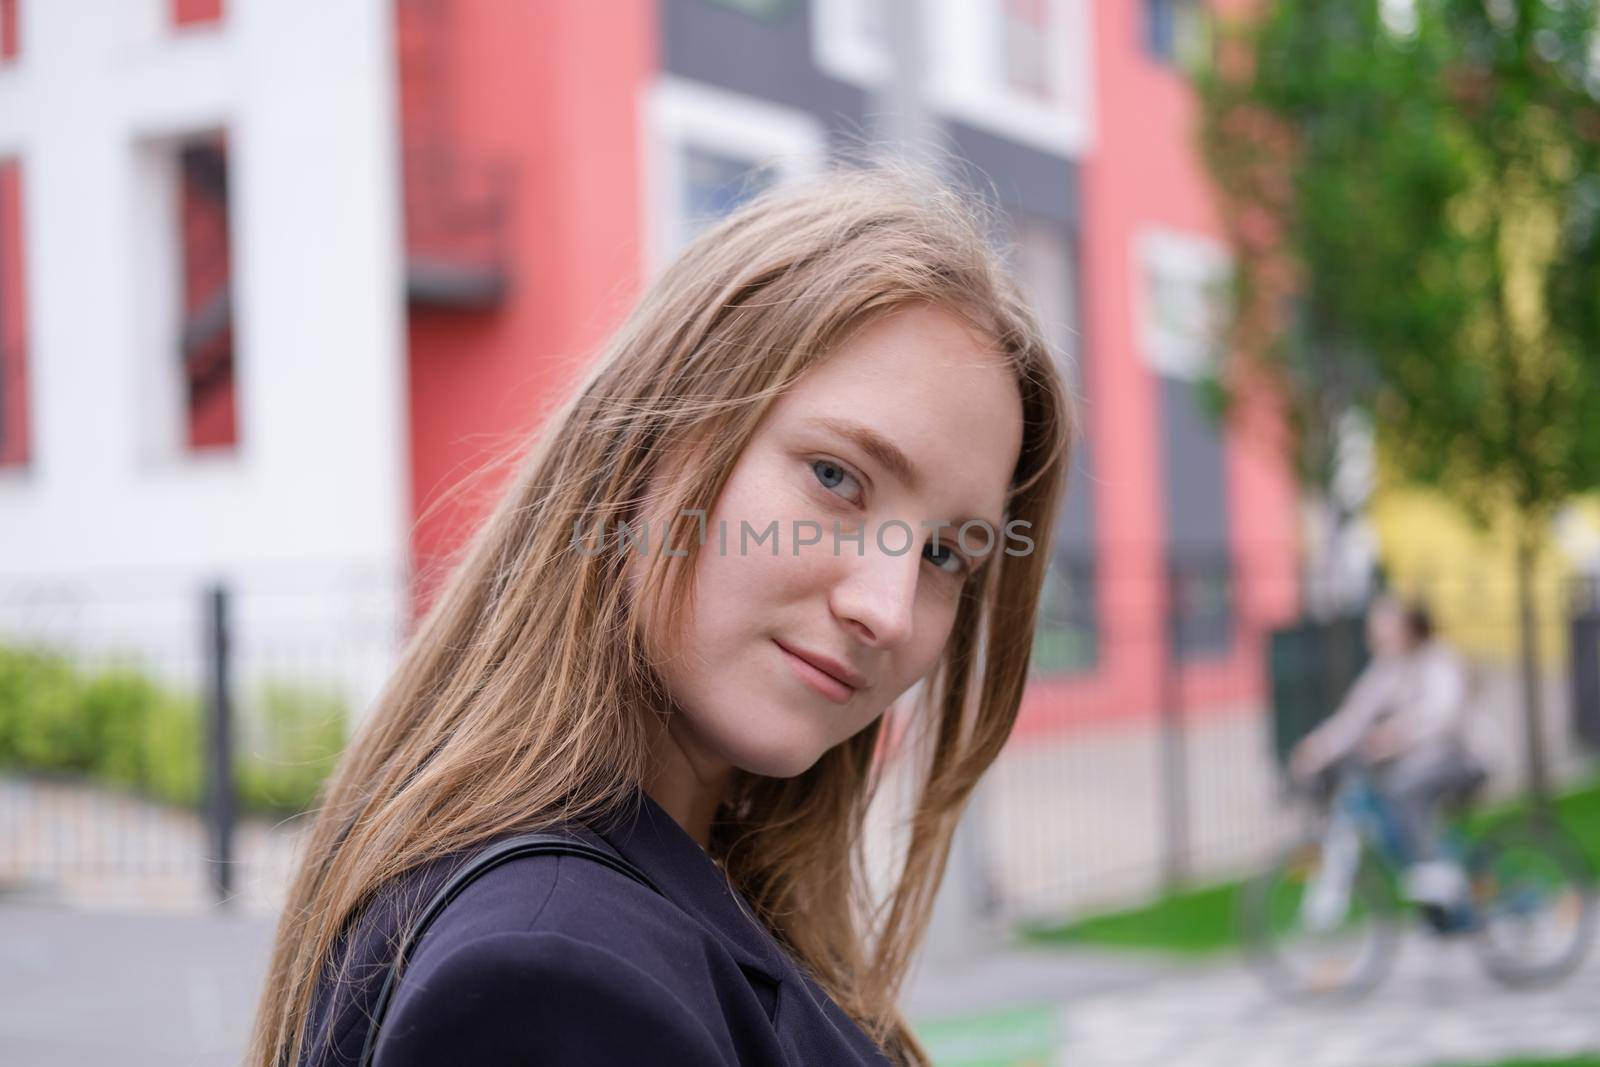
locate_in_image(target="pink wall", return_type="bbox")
[403,0,656,616]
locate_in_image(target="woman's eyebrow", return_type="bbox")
[802,415,1007,533]
[803,416,922,493]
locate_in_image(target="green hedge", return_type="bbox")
[0,643,346,815]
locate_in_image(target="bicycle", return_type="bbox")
[1238,756,1596,1001]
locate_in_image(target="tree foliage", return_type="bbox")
[1197,0,1600,528]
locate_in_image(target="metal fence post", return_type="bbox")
[1158,558,1190,889]
[1573,576,1600,750]
[203,582,235,905]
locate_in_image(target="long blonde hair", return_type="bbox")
[248,160,1076,1067]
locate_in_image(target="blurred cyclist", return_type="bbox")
[1289,594,1486,907]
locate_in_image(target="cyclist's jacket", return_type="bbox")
[1311,638,1476,776]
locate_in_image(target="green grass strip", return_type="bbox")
[1019,776,1600,956]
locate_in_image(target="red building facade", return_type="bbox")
[395,0,1300,728]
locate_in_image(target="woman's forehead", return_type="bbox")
[763,306,1023,519]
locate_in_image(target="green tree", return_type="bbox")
[1197,0,1600,802]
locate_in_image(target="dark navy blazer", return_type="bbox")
[299,788,895,1065]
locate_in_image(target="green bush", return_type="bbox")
[0,645,87,771]
[0,644,39,761]
[0,641,347,815]
[79,663,161,787]
[141,689,204,809]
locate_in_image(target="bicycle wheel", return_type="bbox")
[1467,817,1597,988]
[1238,834,1402,1001]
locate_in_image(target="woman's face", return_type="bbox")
[641,301,1025,782]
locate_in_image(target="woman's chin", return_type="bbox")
[719,725,827,780]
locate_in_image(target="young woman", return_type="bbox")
[248,162,1075,1066]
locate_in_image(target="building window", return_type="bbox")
[1168,551,1232,659]
[812,0,893,84]
[1034,549,1099,674]
[0,159,27,468]
[1136,229,1230,381]
[1143,0,1209,69]
[178,135,237,451]
[644,78,826,272]
[850,0,891,52]
[812,0,1093,157]
[931,0,1093,154]
[171,0,224,27]
[1013,216,1080,365]
[683,146,777,228]
[1135,228,1234,661]
[1000,0,1056,101]
[1,0,18,61]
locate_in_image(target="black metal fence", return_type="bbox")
[0,564,406,912]
[965,558,1600,925]
[2,557,1597,922]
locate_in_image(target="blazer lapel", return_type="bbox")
[583,787,789,999]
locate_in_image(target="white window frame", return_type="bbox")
[1131,226,1232,382]
[810,0,1095,158]
[130,135,192,467]
[641,77,827,278]
[130,129,247,468]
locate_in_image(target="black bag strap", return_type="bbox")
[356,831,664,1067]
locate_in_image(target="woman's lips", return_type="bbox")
[774,639,856,704]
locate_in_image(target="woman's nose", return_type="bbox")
[828,537,919,648]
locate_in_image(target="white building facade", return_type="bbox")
[0,0,410,713]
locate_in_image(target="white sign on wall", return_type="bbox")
[1132,227,1232,382]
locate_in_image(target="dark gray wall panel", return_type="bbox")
[661,0,869,143]
[1158,374,1229,555]
[944,120,1078,227]
[661,1,1079,227]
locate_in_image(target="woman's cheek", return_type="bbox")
[914,597,960,667]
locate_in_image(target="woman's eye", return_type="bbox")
[923,539,969,577]
[810,458,863,503]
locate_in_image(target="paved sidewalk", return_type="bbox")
[0,901,274,1067]
[1054,932,1600,1067]
[5,899,1597,1067]
[906,939,1183,1019]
